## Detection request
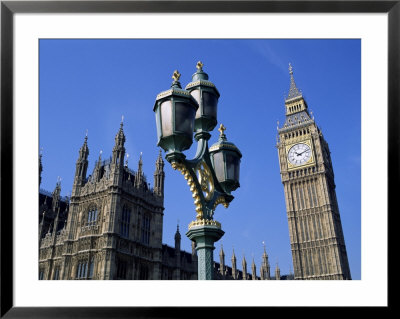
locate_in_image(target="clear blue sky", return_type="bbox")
[39,39,361,279]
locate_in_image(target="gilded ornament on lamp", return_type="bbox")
[212,196,229,211]
[218,123,226,136]
[188,218,221,230]
[172,70,181,81]
[196,61,203,71]
[171,161,203,219]
[195,160,214,201]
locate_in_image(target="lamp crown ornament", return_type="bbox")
[196,61,204,71]
[172,70,181,81]
[218,123,226,138]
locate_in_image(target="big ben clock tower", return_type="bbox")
[277,64,351,280]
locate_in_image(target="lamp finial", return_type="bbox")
[196,61,204,71]
[218,123,226,136]
[172,70,181,81]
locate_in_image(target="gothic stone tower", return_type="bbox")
[41,121,166,280]
[276,64,351,280]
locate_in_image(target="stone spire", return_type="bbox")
[135,152,144,188]
[251,256,257,280]
[231,248,237,279]
[219,244,225,276]
[174,223,181,280]
[174,223,181,252]
[275,262,281,280]
[261,241,271,280]
[112,118,126,166]
[154,149,165,197]
[93,150,103,182]
[242,255,247,280]
[73,133,89,193]
[281,63,311,125]
[52,177,61,212]
[286,63,303,101]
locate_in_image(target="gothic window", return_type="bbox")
[120,205,131,238]
[53,267,60,280]
[39,269,44,280]
[76,260,89,279]
[141,215,150,245]
[87,207,98,226]
[116,259,127,279]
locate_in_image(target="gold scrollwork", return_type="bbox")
[195,160,214,201]
[171,162,203,219]
[212,196,229,211]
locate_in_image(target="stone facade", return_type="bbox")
[276,65,351,280]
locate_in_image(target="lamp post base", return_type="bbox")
[186,223,224,280]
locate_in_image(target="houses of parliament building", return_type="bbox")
[39,65,351,280]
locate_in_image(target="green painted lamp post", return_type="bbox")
[153,62,242,280]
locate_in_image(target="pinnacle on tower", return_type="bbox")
[231,247,237,279]
[219,244,225,276]
[286,63,303,101]
[114,120,126,148]
[154,149,165,197]
[112,120,126,167]
[252,256,257,280]
[52,178,62,211]
[138,152,143,173]
[219,244,225,258]
[79,133,89,159]
[242,255,247,280]
[174,223,181,241]
[73,133,90,191]
[275,261,281,280]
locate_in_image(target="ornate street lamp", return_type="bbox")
[153,62,242,280]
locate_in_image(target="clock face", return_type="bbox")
[288,143,312,166]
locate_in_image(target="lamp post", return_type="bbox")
[153,62,242,280]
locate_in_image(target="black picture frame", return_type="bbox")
[1,0,395,317]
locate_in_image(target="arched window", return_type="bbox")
[120,205,131,238]
[141,215,150,245]
[53,267,60,280]
[76,259,91,279]
[87,207,98,226]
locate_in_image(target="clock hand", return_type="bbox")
[298,149,309,155]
